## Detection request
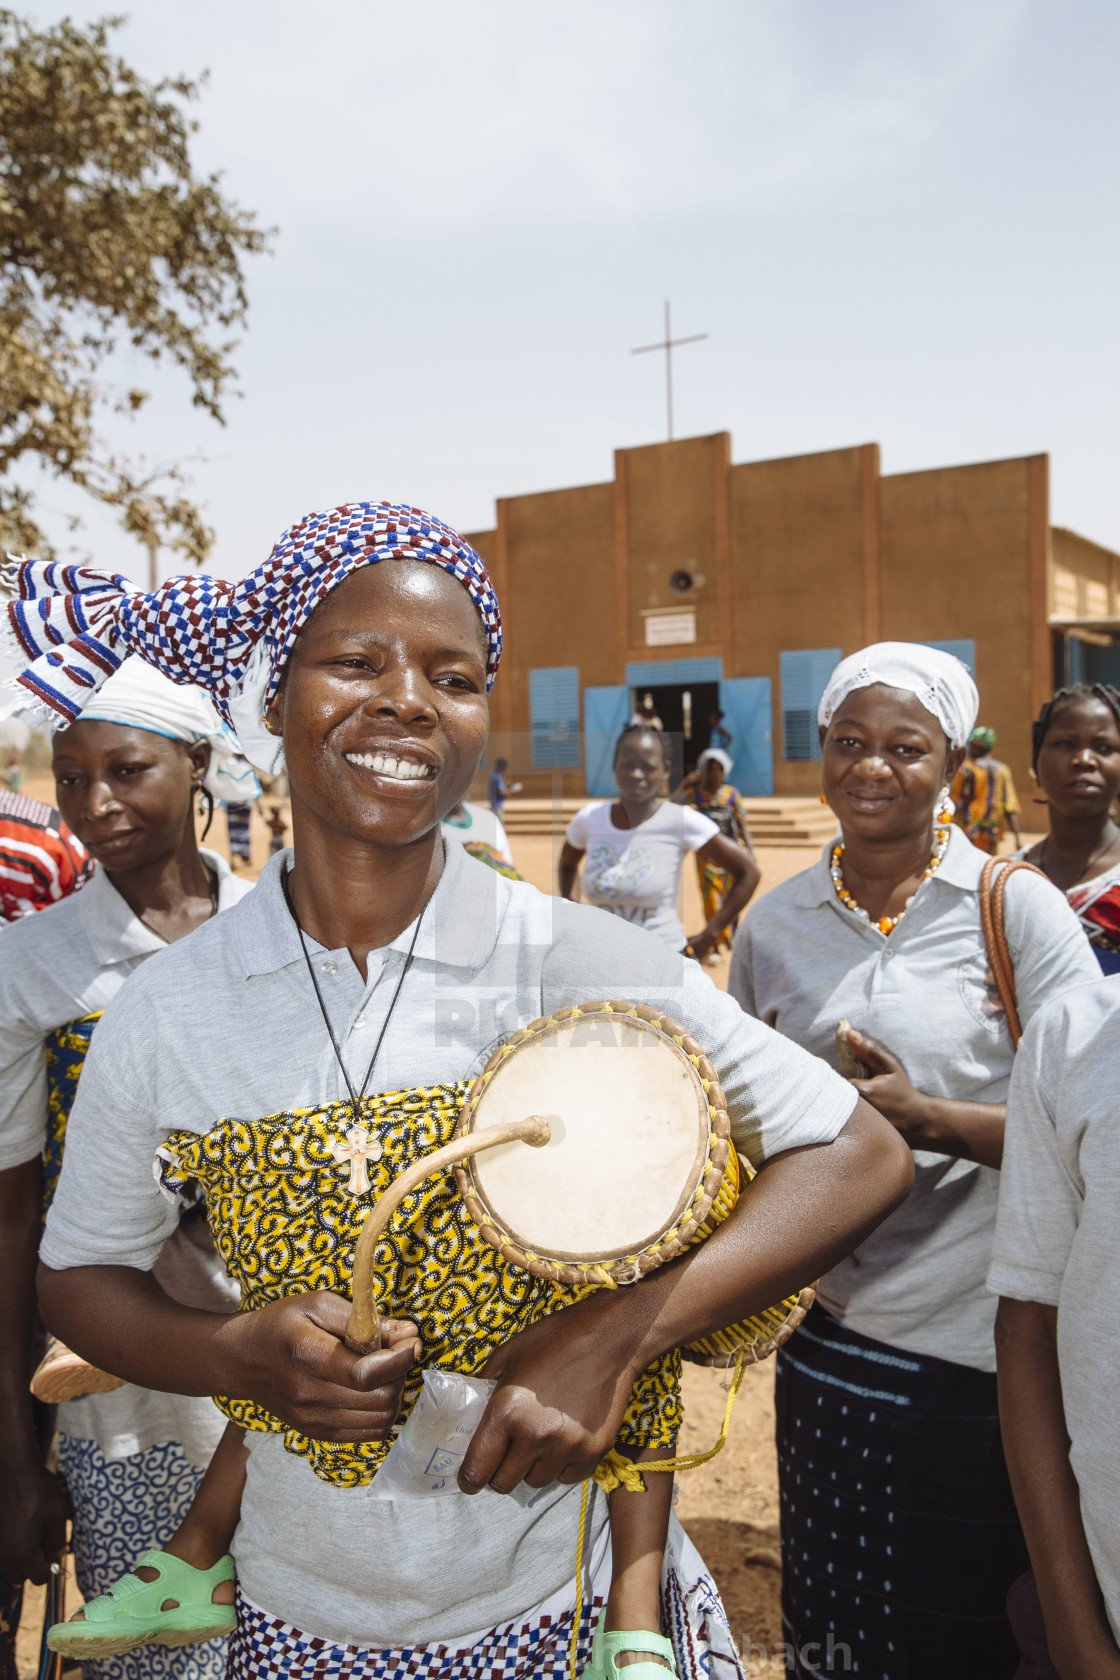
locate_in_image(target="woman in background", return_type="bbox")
[224,799,253,865]
[441,794,517,875]
[0,659,254,1680]
[1018,681,1120,973]
[729,642,1099,1680]
[679,748,757,954]
[950,726,1022,854]
[561,723,758,959]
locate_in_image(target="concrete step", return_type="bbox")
[501,796,836,846]
[742,801,837,847]
[499,799,586,835]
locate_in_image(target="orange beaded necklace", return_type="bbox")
[829,820,953,936]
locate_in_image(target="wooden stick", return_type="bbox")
[344,1115,552,1354]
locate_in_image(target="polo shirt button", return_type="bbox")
[321,960,338,976]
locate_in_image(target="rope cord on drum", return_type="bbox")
[571,1478,591,1680]
[567,1353,746,1677]
[593,1353,746,1494]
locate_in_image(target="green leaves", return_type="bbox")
[0,10,270,565]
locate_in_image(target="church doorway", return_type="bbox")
[631,680,720,779]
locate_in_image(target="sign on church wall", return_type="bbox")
[642,608,696,647]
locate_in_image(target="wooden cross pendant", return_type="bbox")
[332,1122,382,1196]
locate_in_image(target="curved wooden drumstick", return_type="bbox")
[344,1115,552,1354]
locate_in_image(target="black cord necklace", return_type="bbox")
[280,868,425,1127]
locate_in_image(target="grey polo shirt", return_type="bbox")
[42,841,855,1647]
[0,852,251,1465]
[728,824,1099,1370]
[990,978,1120,1640]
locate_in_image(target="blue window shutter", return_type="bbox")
[530,667,581,769]
[922,639,976,676]
[583,686,630,795]
[780,648,841,762]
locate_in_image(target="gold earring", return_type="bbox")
[819,791,828,805]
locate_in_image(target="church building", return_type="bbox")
[466,433,1120,801]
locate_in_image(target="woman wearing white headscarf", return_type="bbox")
[0,658,256,1680]
[728,643,1099,1680]
[679,746,758,954]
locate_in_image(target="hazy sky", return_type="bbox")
[21,0,1120,584]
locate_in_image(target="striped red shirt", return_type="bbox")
[0,789,92,921]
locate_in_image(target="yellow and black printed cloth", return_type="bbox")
[44,1012,103,1217]
[156,1082,681,1488]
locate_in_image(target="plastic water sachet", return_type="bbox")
[369,1369,496,1499]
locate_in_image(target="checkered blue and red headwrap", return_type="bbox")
[1,503,502,762]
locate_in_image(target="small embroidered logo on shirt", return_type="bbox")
[331,1123,382,1195]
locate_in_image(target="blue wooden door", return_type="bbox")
[719,677,774,795]
[583,686,630,796]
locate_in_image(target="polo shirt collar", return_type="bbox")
[79,846,236,966]
[228,837,504,980]
[791,818,983,917]
[791,845,837,909]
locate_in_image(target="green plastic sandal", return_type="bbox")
[581,1620,679,1680]
[46,1550,236,1659]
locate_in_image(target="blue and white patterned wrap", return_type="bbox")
[57,1434,227,1680]
[1,502,502,734]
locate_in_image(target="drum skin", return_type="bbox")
[454,1001,814,1364]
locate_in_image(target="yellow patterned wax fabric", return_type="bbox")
[43,1012,104,1218]
[156,1082,682,1488]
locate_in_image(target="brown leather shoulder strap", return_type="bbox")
[979,856,1049,1048]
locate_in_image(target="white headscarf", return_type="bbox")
[817,642,979,749]
[74,658,261,804]
[698,747,733,776]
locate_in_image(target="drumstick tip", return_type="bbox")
[522,1115,552,1148]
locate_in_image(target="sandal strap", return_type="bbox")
[81,1575,151,1619]
[600,1630,677,1676]
[80,1551,234,1623]
[134,1549,235,1588]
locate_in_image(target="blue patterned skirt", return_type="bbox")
[57,1434,228,1680]
[775,1304,1028,1680]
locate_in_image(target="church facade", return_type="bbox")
[466,433,1120,800]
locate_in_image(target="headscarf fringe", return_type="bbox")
[0,675,60,733]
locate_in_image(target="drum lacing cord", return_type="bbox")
[571,1478,591,1680]
[566,1355,747,1676]
[592,1354,747,1494]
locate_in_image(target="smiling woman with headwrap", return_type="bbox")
[0,655,257,1680]
[728,642,1100,1680]
[2,506,918,1680]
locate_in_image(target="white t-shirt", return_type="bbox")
[989,977,1120,1641]
[565,800,718,950]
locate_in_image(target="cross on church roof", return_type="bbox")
[631,300,708,442]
